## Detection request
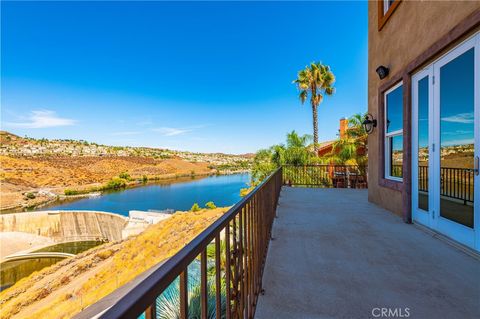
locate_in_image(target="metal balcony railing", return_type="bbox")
[418,165,475,204]
[282,164,368,188]
[84,165,369,319]
[96,168,282,319]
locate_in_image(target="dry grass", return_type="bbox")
[0,207,228,319]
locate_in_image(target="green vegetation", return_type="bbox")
[64,174,131,196]
[251,112,367,185]
[25,192,36,199]
[330,112,368,166]
[158,239,228,319]
[104,177,127,190]
[205,201,216,209]
[118,172,131,180]
[293,62,336,153]
[157,271,226,319]
[211,160,251,172]
[240,186,254,197]
[64,189,84,196]
[190,203,201,212]
[252,131,318,184]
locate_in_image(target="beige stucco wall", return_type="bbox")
[368,1,479,216]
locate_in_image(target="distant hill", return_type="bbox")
[0,131,252,211]
[0,130,251,160]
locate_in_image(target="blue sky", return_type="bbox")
[1,1,367,154]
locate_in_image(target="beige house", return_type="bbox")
[368,1,480,251]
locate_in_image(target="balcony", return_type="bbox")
[255,187,480,318]
[80,167,479,319]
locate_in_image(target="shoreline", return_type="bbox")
[1,170,250,214]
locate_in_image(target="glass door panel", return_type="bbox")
[414,33,478,250]
[417,76,430,212]
[412,67,433,227]
[439,48,475,228]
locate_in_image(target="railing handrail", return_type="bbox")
[416,164,475,171]
[282,164,367,167]
[282,164,368,188]
[97,167,282,319]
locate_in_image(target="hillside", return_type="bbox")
[0,131,251,211]
[0,207,228,319]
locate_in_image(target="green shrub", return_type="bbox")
[142,175,148,183]
[118,172,131,180]
[25,192,36,199]
[64,189,79,196]
[190,203,201,212]
[205,201,216,209]
[104,177,127,190]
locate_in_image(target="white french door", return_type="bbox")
[412,32,480,251]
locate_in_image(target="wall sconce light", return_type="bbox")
[362,113,377,134]
[376,65,389,79]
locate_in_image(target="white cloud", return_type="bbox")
[152,127,192,136]
[6,110,76,128]
[109,131,141,136]
[441,112,474,124]
[442,130,473,135]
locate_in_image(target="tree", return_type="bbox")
[329,112,368,165]
[346,113,368,155]
[205,201,216,209]
[156,262,226,319]
[251,131,314,184]
[293,62,335,153]
[283,131,313,166]
[251,149,276,183]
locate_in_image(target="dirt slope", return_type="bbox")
[0,207,228,319]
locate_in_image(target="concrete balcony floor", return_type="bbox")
[255,188,480,319]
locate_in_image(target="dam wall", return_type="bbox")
[0,211,128,242]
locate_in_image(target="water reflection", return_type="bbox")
[0,241,103,291]
[417,75,429,211]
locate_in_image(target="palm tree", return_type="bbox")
[293,62,336,153]
[285,130,311,148]
[329,112,368,166]
[346,113,368,151]
[156,261,226,319]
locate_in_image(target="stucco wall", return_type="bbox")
[367,1,480,216]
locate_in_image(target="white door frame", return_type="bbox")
[412,32,479,251]
[412,66,434,228]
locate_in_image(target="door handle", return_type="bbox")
[475,156,480,176]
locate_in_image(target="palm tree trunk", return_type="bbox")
[312,103,319,154]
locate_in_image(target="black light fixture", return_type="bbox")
[362,113,377,134]
[376,65,389,79]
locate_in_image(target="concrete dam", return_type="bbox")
[0,210,128,243]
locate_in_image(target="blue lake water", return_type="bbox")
[38,173,250,216]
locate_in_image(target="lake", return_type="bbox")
[37,173,250,216]
[1,174,250,290]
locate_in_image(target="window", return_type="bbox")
[384,82,403,181]
[378,0,401,31]
[383,0,395,14]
